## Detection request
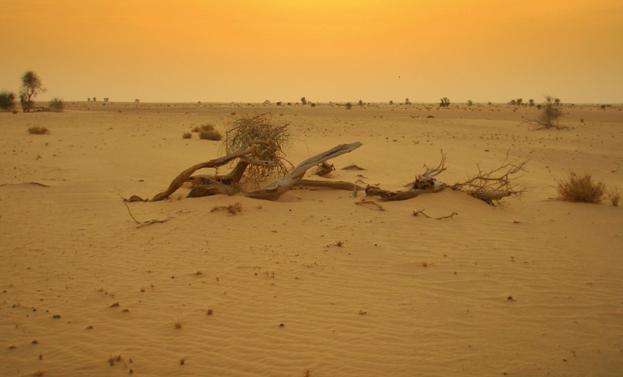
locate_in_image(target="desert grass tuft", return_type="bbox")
[537,96,563,129]
[558,173,605,203]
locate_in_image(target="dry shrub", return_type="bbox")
[537,96,563,129]
[199,129,222,141]
[28,126,49,135]
[225,114,289,183]
[182,132,192,139]
[49,98,64,112]
[192,124,214,133]
[558,173,605,203]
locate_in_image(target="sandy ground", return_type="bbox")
[1,102,622,377]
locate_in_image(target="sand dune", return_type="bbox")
[1,103,622,376]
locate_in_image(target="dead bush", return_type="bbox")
[558,173,605,203]
[199,129,222,141]
[537,96,563,129]
[608,189,620,207]
[182,132,192,139]
[28,126,49,135]
[225,115,289,183]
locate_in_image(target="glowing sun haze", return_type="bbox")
[1,0,621,103]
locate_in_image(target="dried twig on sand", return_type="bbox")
[412,209,458,220]
[122,201,169,228]
[342,164,365,171]
[210,202,242,215]
[355,199,385,211]
[451,159,527,204]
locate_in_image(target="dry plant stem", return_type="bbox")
[247,142,363,200]
[413,209,458,220]
[355,199,385,211]
[150,147,254,201]
[365,185,446,201]
[123,201,169,227]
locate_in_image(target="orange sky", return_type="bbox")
[1,0,621,103]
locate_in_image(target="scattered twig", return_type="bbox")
[355,199,385,211]
[122,201,170,228]
[210,202,242,215]
[412,209,458,220]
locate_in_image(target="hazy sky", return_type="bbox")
[1,0,621,103]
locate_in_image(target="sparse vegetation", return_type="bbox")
[199,129,222,141]
[301,97,307,105]
[0,91,16,111]
[28,126,49,135]
[20,71,44,112]
[558,173,605,203]
[536,96,563,129]
[467,100,473,106]
[345,102,352,110]
[439,97,450,108]
[225,115,289,183]
[182,132,192,139]
[49,98,64,112]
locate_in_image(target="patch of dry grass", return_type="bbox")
[558,173,605,203]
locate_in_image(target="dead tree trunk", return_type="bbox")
[246,142,362,200]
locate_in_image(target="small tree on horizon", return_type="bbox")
[20,71,44,112]
[301,97,307,105]
[439,97,450,108]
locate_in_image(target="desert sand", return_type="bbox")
[1,102,622,376]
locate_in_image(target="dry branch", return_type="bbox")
[150,147,254,201]
[123,201,170,228]
[247,142,362,200]
[451,160,527,204]
[413,209,458,220]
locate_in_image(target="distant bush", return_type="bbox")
[558,173,605,203]
[49,98,64,112]
[537,96,563,129]
[28,126,49,135]
[345,102,352,110]
[528,99,535,107]
[199,129,222,141]
[301,97,307,105]
[405,98,411,105]
[439,97,450,107]
[0,91,16,111]
[192,124,214,133]
[358,100,364,106]
[182,132,192,139]
[467,100,473,106]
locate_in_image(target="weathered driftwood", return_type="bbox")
[150,147,254,201]
[295,179,364,192]
[247,142,362,200]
